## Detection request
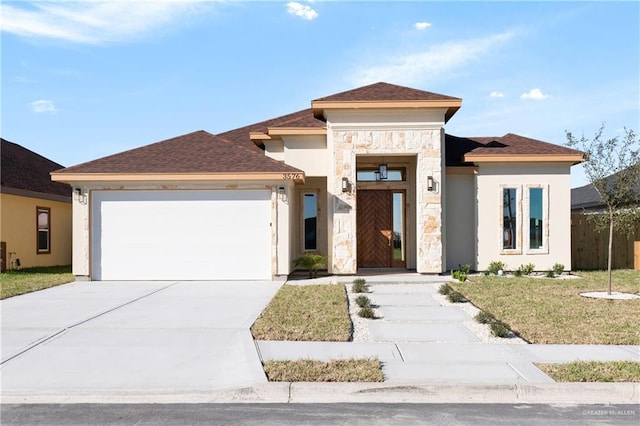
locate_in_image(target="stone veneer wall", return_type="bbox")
[330,129,443,274]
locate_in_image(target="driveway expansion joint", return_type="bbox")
[1,281,179,366]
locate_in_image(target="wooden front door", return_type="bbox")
[357,190,393,268]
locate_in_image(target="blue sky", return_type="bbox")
[2,1,638,187]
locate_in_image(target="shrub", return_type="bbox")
[355,295,371,308]
[458,264,471,274]
[521,263,535,276]
[487,261,506,275]
[294,253,327,278]
[546,270,555,278]
[490,321,512,338]
[438,284,451,295]
[513,269,523,277]
[352,279,369,293]
[358,306,375,318]
[553,263,565,276]
[475,311,495,324]
[452,270,467,282]
[446,290,466,303]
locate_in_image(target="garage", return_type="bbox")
[91,189,272,280]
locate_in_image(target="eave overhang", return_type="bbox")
[311,99,463,123]
[463,153,584,164]
[51,172,305,184]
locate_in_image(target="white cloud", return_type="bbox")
[30,100,56,113]
[0,1,214,44]
[521,88,550,100]
[415,22,431,30]
[352,31,516,87]
[286,2,318,20]
[490,91,505,98]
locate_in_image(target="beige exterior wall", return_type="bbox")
[282,136,328,177]
[445,172,476,271]
[475,163,573,271]
[69,181,292,279]
[0,193,72,268]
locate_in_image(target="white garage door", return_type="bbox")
[91,190,272,280]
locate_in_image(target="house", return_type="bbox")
[571,165,640,212]
[51,82,583,281]
[1,138,72,270]
[570,165,640,270]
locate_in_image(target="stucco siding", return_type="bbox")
[445,172,476,271]
[0,193,72,268]
[282,136,328,177]
[475,163,572,271]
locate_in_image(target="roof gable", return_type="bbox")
[55,131,302,175]
[1,138,71,198]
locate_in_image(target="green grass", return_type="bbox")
[450,270,640,344]
[251,284,352,341]
[537,361,640,382]
[263,358,383,382]
[1,265,75,299]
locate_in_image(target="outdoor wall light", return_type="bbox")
[427,175,435,191]
[75,187,82,196]
[341,177,351,193]
[277,186,285,195]
[378,163,388,180]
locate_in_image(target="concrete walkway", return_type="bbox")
[258,275,640,384]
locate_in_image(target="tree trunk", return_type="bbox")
[607,208,614,295]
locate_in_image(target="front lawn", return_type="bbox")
[251,284,352,341]
[450,270,639,344]
[1,265,75,299]
[537,361,640,382]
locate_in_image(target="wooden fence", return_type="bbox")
[571,214,640,270]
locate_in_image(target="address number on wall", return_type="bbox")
[282,173,303,180]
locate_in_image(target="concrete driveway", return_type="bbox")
[1,280,282,396]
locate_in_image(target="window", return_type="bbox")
[356,168,405,182]
[303,193,317,251]
[502,188,518,250]
[529,187,544,250]
[37,207,51,254]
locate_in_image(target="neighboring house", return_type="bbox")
[571,166,640,212]
[52,82,583,281]
[570,166,640,270]
[1,138,72,270]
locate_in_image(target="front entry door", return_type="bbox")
[357,190,395,268]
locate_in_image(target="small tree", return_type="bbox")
[566,124,640,294]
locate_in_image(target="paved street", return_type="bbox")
[2,403,638,425]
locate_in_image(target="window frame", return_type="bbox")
[525,184,549,254]
[36,206,51,254]
[302,191,319,252]
[499,185,522,255]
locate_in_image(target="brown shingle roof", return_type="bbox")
[1,138,71,198]
[314,82,461,102]
[218,108,325,146]
[445,133,584,166]
[56,130,302,174]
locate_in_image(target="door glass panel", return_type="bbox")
[392,192,404,261]
[303,193,317,250]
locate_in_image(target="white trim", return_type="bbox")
[499,184,522,255]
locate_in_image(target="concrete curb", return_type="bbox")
[2,382,638,404]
